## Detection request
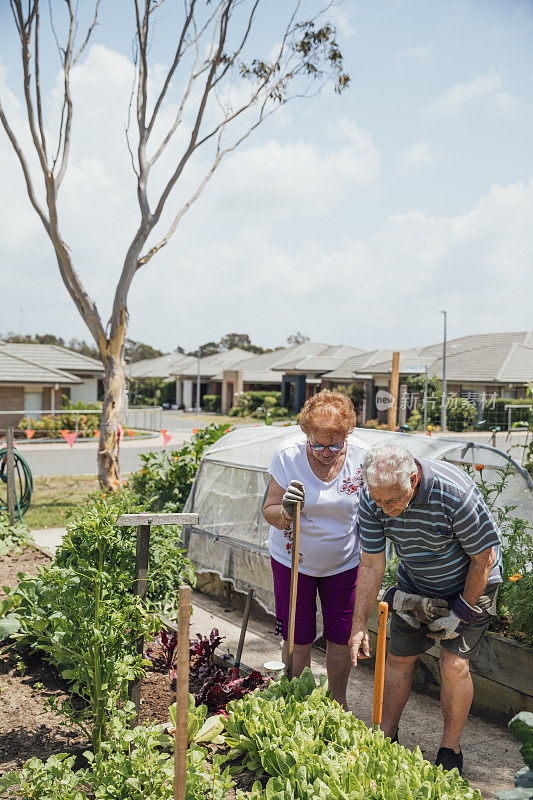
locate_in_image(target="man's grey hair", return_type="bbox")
[362,442,417,491]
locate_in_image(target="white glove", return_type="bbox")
[382,586,450,629]
[282,480,305,519]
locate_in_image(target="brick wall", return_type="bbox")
[0,386,24,432]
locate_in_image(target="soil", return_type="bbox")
[0,547,88,774]
[0,546,51,601]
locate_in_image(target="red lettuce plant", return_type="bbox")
[195,667,265,712]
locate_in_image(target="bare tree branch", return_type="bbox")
[73,0,101,65]
[0,99,50,231]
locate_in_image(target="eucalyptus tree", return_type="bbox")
[0,0,349,488]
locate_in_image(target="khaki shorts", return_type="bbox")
[388,585,499,660]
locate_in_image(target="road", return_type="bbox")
[10,413,530,477]
[14,412,248,476]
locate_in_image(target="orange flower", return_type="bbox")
[174,456,179,461]
[123,481,128,486]
[224,427,231,433]
[474,464,485,472]
[101,493,107,499]
[113,479,120,486]
[509,574,522,582]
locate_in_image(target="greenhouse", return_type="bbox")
[183,424,533,615]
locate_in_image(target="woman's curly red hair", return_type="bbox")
[299,389,356,436]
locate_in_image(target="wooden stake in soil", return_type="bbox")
[234,588,254,673]
[130,523,151,723]
[6,427,15,526]
[388,351,400,431]
[286,502,301,681]
[174,584,191,800]
[373,601,389,731]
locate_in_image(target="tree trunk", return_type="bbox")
[98,324,127,491]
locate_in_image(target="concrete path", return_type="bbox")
[31,528,66,556]
[191,591,521,800]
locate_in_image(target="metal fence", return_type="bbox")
[0,406,163,437]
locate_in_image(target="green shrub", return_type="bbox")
[229,391,282,417]
[203,394,221,412]
[130,423,230,513]
[447,397,478,431]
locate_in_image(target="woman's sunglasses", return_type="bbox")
[307,438,346,452]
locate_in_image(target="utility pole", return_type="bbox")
[196,346,201,413]
[423,365,428,431]
[441,311,447,431]
[388,351,400,431]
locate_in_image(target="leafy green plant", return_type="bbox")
[0,753,87,800]
[224,669,481,799]
[203,394,221,412]
[0,499,159,752]
[471,464,533,645]
[130,423,230,513]
[0,512,31,555]
[496,712,533,799]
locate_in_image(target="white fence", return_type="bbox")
[0,406,163,435]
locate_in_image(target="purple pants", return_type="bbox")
[271,557,359,646]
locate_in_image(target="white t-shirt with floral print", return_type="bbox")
[267,433,367,577]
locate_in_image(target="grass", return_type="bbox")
[24,474,100,529]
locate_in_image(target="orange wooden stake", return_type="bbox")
[372,601,389,731]
[286,502,300,681]
[174,585,191,800]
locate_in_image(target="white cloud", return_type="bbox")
[0,42,531,352]
[328,6,356,38]
[398,139,439,174]
[427,69,521,118]
[398,44,436,62]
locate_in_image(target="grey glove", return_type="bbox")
[427,611,463,640]
[382,586,450,629]
[428,594,480,639]
[282,480,305,519]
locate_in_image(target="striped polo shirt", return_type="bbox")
[358,458,503,599]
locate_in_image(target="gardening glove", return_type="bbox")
[428,594,481,640]
[382,586,450,629]
[282,480,305,519]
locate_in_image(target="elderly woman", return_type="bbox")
[262,389,366,707]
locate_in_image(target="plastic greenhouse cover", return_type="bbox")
[183,424,533,616]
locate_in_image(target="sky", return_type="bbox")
[0,0,532,354]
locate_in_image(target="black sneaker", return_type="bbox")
[435,747,463,775]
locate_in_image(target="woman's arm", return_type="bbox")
[262,476,291,530]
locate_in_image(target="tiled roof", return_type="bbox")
[0,349,81,384]
[178,348,252,378]
[325,332,533,384]
[127,352,195,379]
[0,343,104,374]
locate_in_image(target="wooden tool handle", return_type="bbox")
[174,585,191,800]
[372,601,389,728]
[286,502,300,681]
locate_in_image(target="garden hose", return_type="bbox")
[0,447,33,521]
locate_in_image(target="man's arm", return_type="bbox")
[349,549,386,666]
[461,546,496,607]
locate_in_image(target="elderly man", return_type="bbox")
[349,442,502,774]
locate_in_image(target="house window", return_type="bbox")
[24,391,43,415]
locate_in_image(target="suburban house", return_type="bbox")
[0,342,104,427]
[125,330,533,418]
[322,331,533,423]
